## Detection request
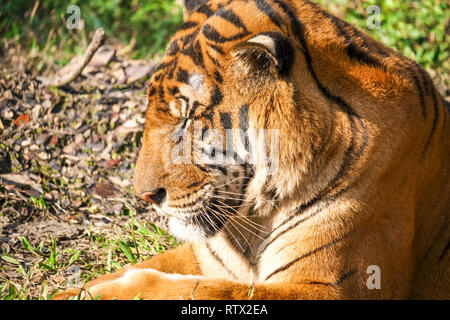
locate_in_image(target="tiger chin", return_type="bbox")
[54,0,449,300]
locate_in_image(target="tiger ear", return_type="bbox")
[230,32,294,79]
[180,0,209,19]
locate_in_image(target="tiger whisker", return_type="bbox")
[209,206,254,252]
[213,204,267,243]
[215,190,279,206]
[211,200,270,232]
[211,175,251,190]
[212,205,270,233]
[205,207,248,253]
[213,199,270,233]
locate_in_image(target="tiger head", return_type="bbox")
[133,0,294,241]
[133,0,421,241]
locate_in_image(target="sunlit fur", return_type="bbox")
[54,0,449,300]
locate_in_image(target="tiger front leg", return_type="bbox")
[52,243,201,300]
[63,268,341,300]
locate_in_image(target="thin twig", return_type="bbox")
[191,279,200,300]
[37,28,106,87]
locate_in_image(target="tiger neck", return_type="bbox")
[201,196,336,282]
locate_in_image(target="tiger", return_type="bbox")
[54,0,449,299]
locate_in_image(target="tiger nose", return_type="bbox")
[138,188,167,206]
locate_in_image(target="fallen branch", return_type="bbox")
[37,28,106,87]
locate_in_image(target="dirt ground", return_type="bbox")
[0,40,173,298]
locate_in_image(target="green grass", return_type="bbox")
[0,206,177,300]
[0,0,183,63]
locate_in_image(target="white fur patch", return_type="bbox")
[119,268,205,284]
[169,100,182,117]
[188,73,205,91]
[247,35,276,55]
[168,217,208,242]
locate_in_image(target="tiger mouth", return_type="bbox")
[145,178,251,241]
[151,197,230,240]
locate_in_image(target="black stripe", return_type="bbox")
[187,181,202,189]
[160,173,169,180]
[180,117,190,131]
[308,269,357,286]
[202,24,250,43]
[422,72,440,155]
[148,86,156,97]
[206,164,227,175]
[181,42,205,69]
[264,202,326,250]
[171,197,202,209]
[171,192,192,202]
[194,163,211,174]
[176,68,190,83]
[318,9,384,69]
[214,71,223,83]
[275,0,357,116]
[179,21,199,30]
[205,242,239,280]
[155,106,170,114]
[194,162,227,176]
[196,3,215,17]
[169,86,180,96]
[189,101,204,118]
[206,85,223,110]
[203,111,214,126]
[182,29,200,46]
[417,221,448,266]
[184,0,207,12]
[251,0,282,27]
[207,42,225,55]
[304,0,389,58]
[154,59,176,75]
[247,203,257,216]
[171,186,207,203]
[216,8,248,31]
[439,239,450,261]
[264,236,345,281]
[201,125,208,140]
[230,3,369,238]
[220,112,232,129]
[220,112,234,160]
[158,86,165,103]
[405,64,427,117]
[167,58,179,80]
[167,40,180,56]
